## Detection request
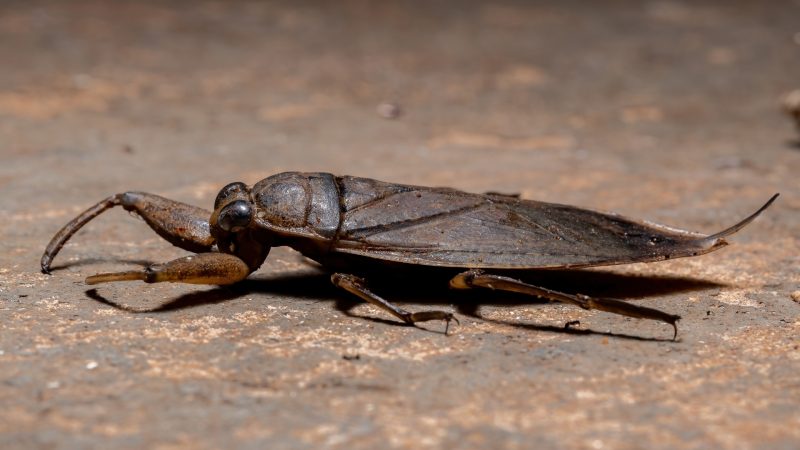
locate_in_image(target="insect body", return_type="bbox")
[41,172,778,338]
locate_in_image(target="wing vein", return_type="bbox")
[346,202,486,239]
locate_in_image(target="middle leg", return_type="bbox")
[331,273,457,333]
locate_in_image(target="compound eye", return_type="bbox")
[215,182,248,209]
[218,200,253,232]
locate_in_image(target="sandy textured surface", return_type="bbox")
[1,1,798,448]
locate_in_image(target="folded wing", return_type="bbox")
[333,178,776,269]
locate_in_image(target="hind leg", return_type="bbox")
[450,269,680,339]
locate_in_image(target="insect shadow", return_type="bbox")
[83,260,722,341]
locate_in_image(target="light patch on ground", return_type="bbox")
[621,105,663,124]
[375,413,450,449]
[494,65,548,89]
[723,322,800,360]
[274,359,380,390]
[258,95,333,122]
[89,420,141,437]
[136,321,228,344]
[145,358,229,380]
[35,296,72,311]
[233,419,275,440]
[715,289,762,308]
[428,130,574,151]
[94,308,123,316]
[0,75,158,120]
[8,206,83,222]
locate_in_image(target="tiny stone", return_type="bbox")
[783,90,800,129]
[791,291,800,303]
[86,361,99,370]
[46,381,60,389]
[784,90,800,112]
[376,102,402,119]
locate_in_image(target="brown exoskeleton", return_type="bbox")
[42,172,778,339]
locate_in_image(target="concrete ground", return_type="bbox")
[1,1,798,448]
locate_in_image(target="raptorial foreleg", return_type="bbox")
[42,192,214,272]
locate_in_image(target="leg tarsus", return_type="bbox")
[86,253,250,286]
[331,273,457,334]
[451,269,680,338]
[42,195,121,273]
[406,310,459,335]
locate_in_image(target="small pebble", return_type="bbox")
[783,90,800,128]
[376,102,402,119]
[46,381,60,389]
[86,361,99,370]
[791,291,800,303]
